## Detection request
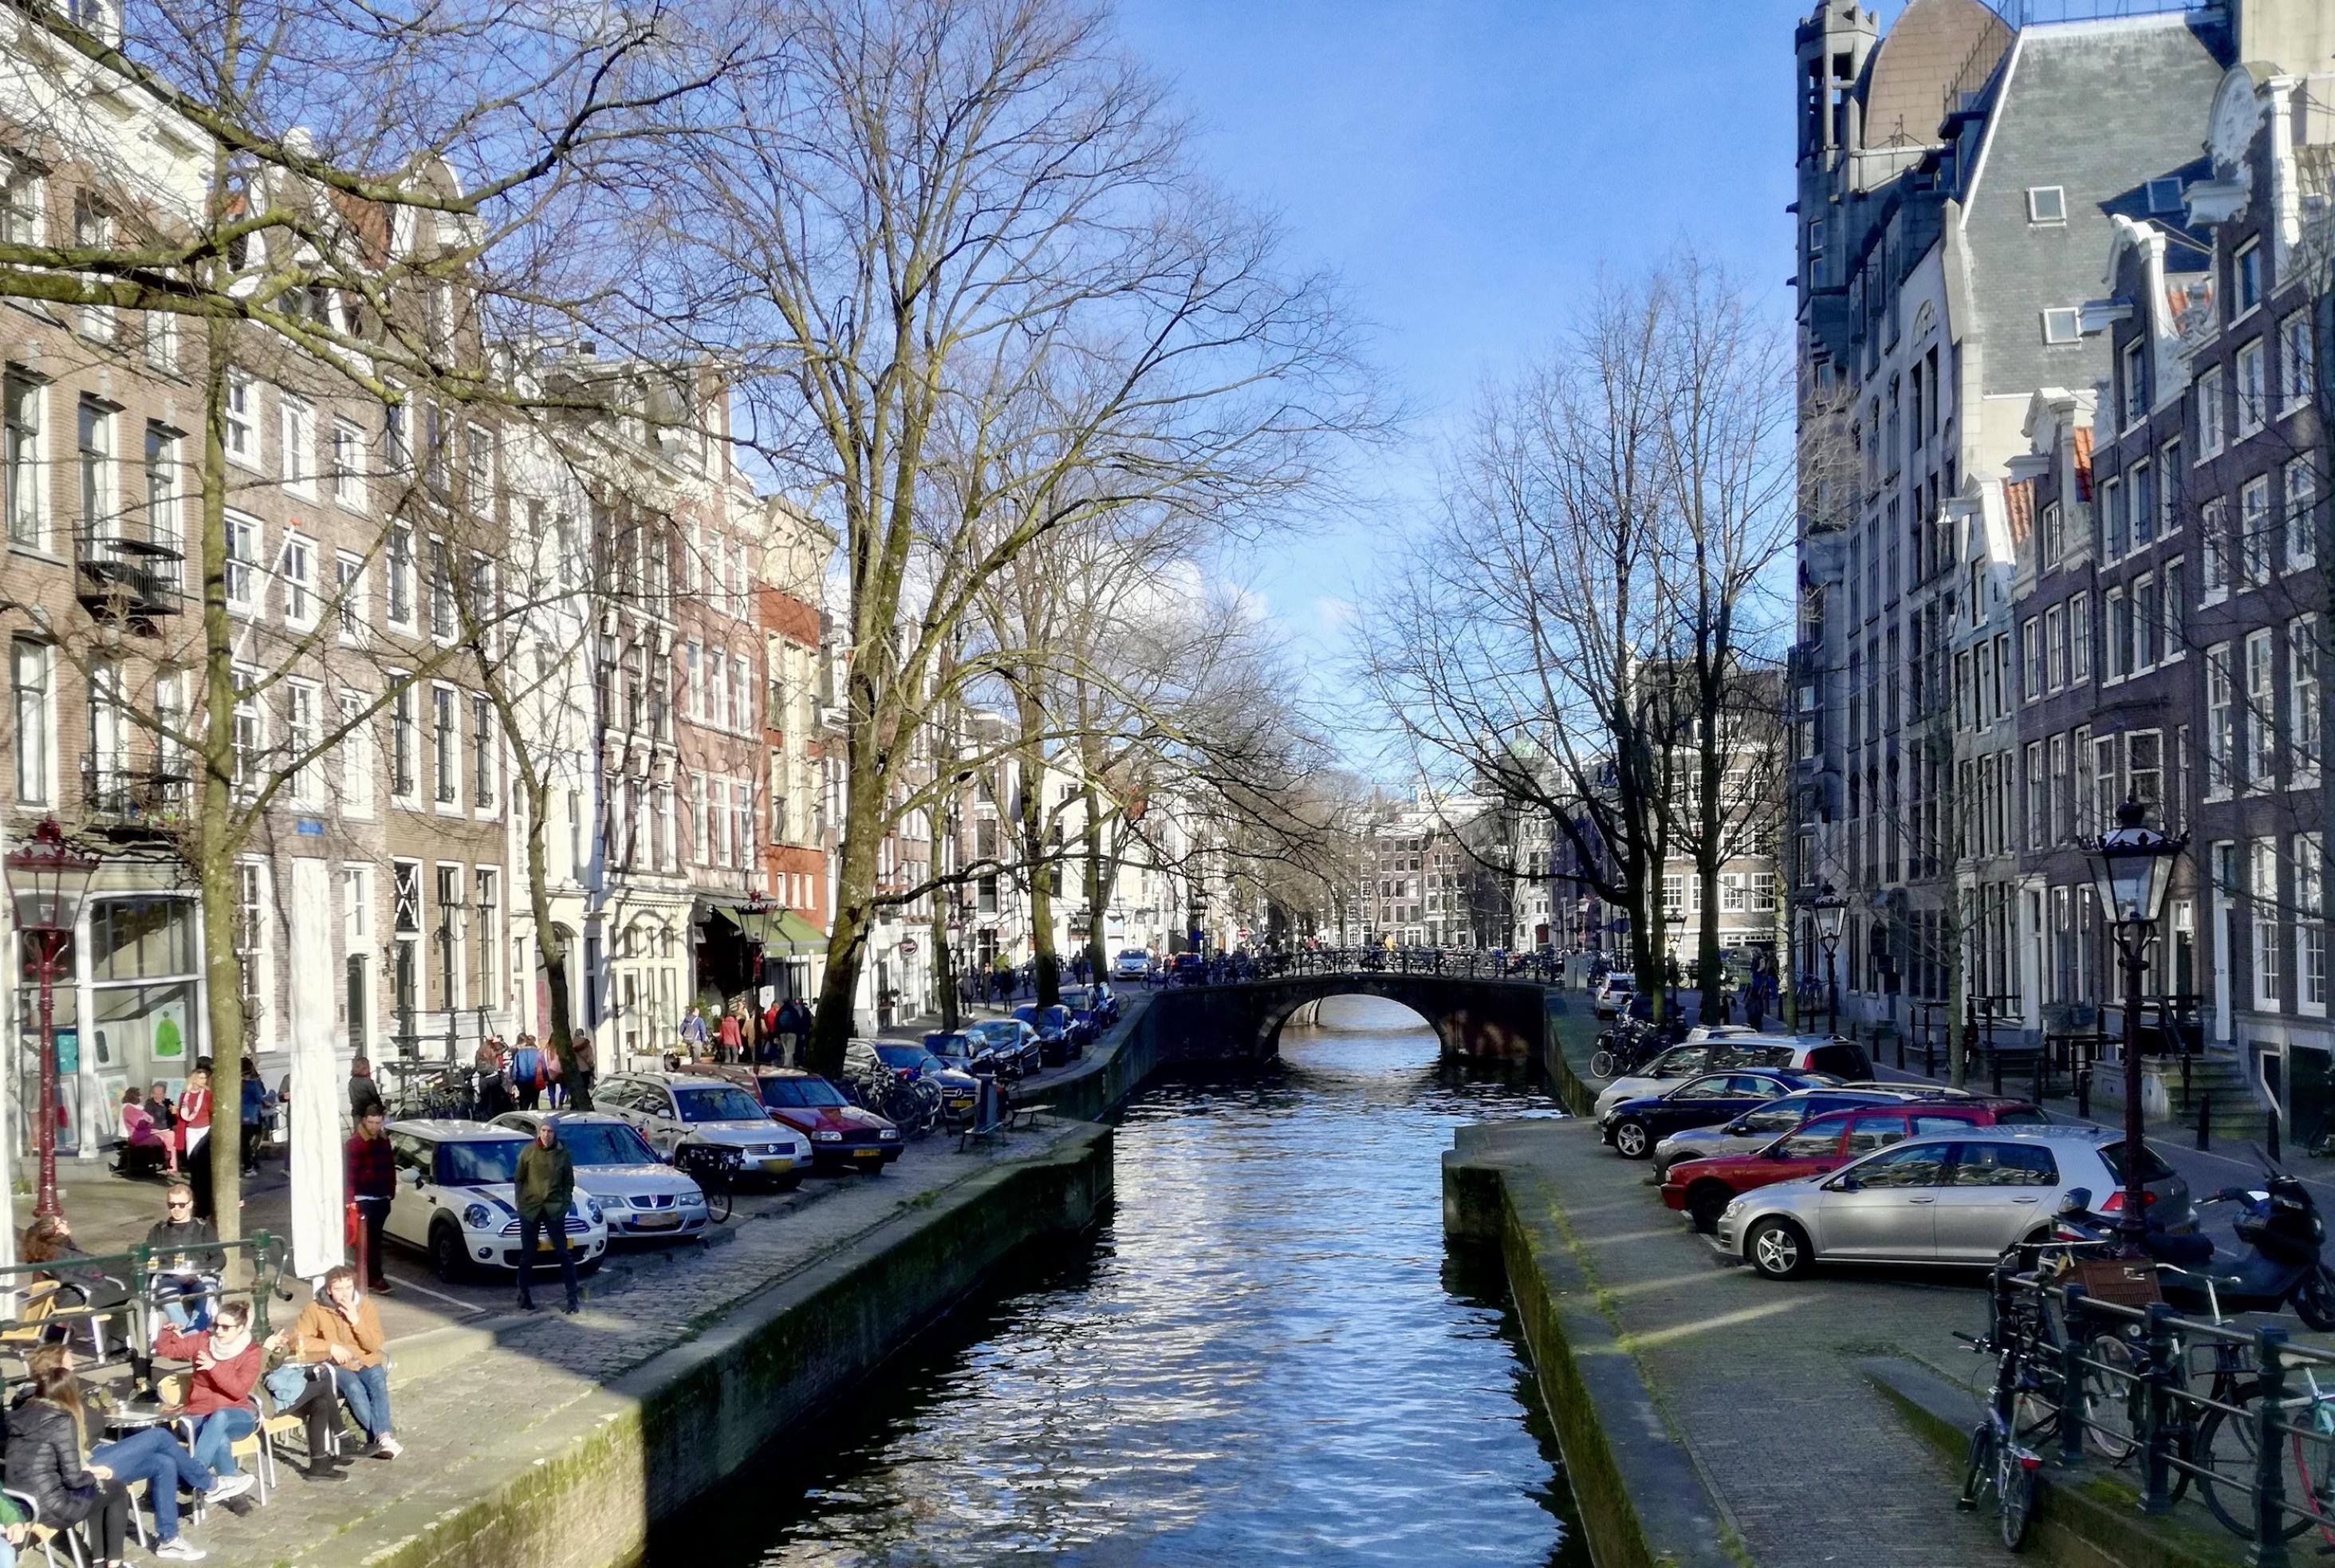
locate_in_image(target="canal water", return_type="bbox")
[702,999,1587,1567]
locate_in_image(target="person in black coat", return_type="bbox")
[6,1349,132,1565]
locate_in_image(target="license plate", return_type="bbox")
[630,1213,679,1231]
[851,1147,885,1160]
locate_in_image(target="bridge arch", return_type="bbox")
[1146,971,1551,1067]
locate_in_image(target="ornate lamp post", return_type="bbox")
[1813,883,1848,1037]
[3,819,100,1219]
[2081,796,2185,1257]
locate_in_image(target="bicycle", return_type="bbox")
[669,1142,740,1224]
[1955,1263,2065,1550]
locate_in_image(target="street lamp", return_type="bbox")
[2081,795,2186,1257]
[2,819,100,1220]
[1813,883,1848,1037]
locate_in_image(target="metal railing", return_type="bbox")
[0,1233,292,1384]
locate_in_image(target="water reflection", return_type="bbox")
[687,1001,1585,1568]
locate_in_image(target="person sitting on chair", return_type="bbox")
[144,1184,224,1331]
[156,1300,266,1491]
[20,1216,132,1354]
[116,1091,169,1180]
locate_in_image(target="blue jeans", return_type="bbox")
[337,1362,392,1442]
[156,1276,213,1332]
[191,1408,257,1479]
[90,1425,212,1542]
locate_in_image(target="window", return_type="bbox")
[2105,589,2128,681]
[2042,307,2082,345]
[471,694,496,810]
[2092,732,2118,833]
[732,777,752,868]
[1845,1141,1949,1188]
[342,864,372,943]
[71,195,113,341]
[2242,477,2272,583]
[279,395,314,493]
[2288,457,2318,569]
[2027,186,2067,225]
[2131,460,2156,549]
[2202,497,2230,599]
[144,312,176,373]
[10,637,51,804]
[2159,438,2183,533]
[432,686,459,806]
[385,525,414,627]
[6,368,44,549]
[2046,604,2066,691]
[2301,833,2327,1016]
[2021,617,2042,699]
[686,641,704,719]
[73,396,112,538]
[281,531,314,628]
[332,421,365,509]
[2239,340,2268,437]
[230,666,262,798]
[2235,239,2263,318]
[2128,730,2163,814]
[224,513,259,615]
[2070,591,2091,681]
[2294,615,2322,780]
[2026,741,2046,849]
[390,684,418,802]
[335,552,365,644]
[224,373,258,467]
[1947,1143,2058,1188]
[2284,311,2316,415]
[286,679,321,806]
[2247,628,2277,789]
[731,650,753,733]
[2121,339,2147,425]
[2042,501,2065,566]
[2254,837,2282,1011]
[2102,478,2125,558]
[690,773,709,863]
[428,538,455,641]
[466,423,494,504]
[709,648,729,731]
[2147,176,2184,214]
[2134,573,2158,671]
[2198,366,2226,456]
[2207,642,2235,798]
[2162,557,2183,663]
[338,687,373,817]
[144,423,182,569]
[384,401,409,474]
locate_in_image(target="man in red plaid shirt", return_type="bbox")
[345,1108,396,1293]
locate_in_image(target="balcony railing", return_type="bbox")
[82,759,191,836]
[74,528,183,628]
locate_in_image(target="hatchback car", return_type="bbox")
[1600,1070,1837,1159]
[1113,950,1154,981]
[1650,1088,1916,1180]
[1714,1125,2192,1278]
[965,1018,1042,1078]
[923,1030,998,1078]
[491,1111,711,1241]
[751,1066,903,1170]
[1591,1035,1872,1120]
[1660,1098,2047,1231]
[1013,1004,1086,1065]
[593,1072,813,1186]
[1593,974,1636,1018]
[384,1120,611,1280]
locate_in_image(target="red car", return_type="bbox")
[1660,1097,2047,1232]
[682,1065,901,1171]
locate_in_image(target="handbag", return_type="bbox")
[344,1200,362,1255]
[264,1362,313,1408]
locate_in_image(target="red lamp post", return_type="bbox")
[4,819,101,1220]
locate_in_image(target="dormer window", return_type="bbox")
[2027,186,2066,226]
[2146,177,2183,215]
[2042,308,2082,345]
[2120,338,2147,426]
[2235,239,2262,318]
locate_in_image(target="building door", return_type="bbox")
[346,956,368,1054]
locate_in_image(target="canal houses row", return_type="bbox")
[1790,0,2335,1142]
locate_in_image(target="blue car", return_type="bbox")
[1012,1004,1085,1066]
[1600,1069,1839,1160]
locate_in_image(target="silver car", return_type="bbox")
[1714,1125,2193,1279]
[1650,1088,1914,1181]
[493,1111,711,1241]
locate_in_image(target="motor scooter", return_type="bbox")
[2052,1166,2335,1330]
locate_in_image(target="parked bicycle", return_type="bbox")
[670,1141,742,1224]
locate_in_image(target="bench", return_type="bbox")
[956,1101,1052,1151]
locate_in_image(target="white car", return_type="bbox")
[1593,974,1636,1018]
[1591,1037,1868,1121]
[384,1120,610,1281]
[593,1072,813,1186]
[1112,949,1155,981]
[493,1111,711,1241]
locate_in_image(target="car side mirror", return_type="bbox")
[1827,1175,1861,1193]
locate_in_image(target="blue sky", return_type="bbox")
[1109,0,1833,694]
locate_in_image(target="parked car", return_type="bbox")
[1593,973,1636,1019]
[868,1043,981,1122]
[1590,1035,1871,1120]
[1600,1070,1837,1160]
[965,1018,1042,1078]
[923,1030,999,1078]
[383,1119,610,1281]
[1660,1098,2049,1231]
[1650,1088,1917,1180]
[1113,949,1155,981]
[1171,952,1208,983]
[1013,1003,1086,1065]
[1713,1125,2192,1279]
[593,1072,812,1187]
[743,1065,904,1170]
[490,1111,711,1241]
[1059,984,1119,1033]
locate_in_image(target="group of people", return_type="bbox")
[109,1059,280,1219]
[679,996,813,1067]
[343,1030,597,1126]
[2,1180,400,1565]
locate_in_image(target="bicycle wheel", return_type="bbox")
[2081,1332,2143,1464]
[1998,1447,2035,1551]
[1589,1051,1616,1078]
[2194,1382,2311,1538]
[1960,1421,1998,1512]
[704,1163,734,1224]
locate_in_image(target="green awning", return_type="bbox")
[705,900,827,955]
[770,910,826,955]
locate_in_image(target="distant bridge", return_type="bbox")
[1141,963,1556,1066]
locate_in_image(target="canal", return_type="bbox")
[699,999,1588,1567]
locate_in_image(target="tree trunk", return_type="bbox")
[1083,783,1112,983]
[805,734,885,1077]
[932,912,958,1030]
[1022,754,1059,1007]
[195,323,249,1261]
[1697,856,1723,1024]
[522,773,588,1109]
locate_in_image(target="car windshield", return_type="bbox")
[970,1022,1020,1045]
[875,1046,931,1070]
[762,1078,849,1109]
[928,1035,976,1058]
[557,1124,660,1167]
[438,1139,528,1185]
[675,1085,770,1123]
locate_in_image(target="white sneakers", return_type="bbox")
[156,1538,208,1560]
[373,1435,403,1459]
[203,1474,255,1503]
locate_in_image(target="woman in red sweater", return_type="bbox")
[156,1299,264,1481]
[173,1069,215,1219]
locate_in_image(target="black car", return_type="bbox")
[1600,1070,1835,1160]
[1014,1004,1084,1066]
[965,1018,1041,1078]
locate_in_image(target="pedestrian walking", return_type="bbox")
[514,1120,581,1314]
[680,1005,710,1057]
[238,1060,270,1175]
[716,1006,743,1062]
[474,1037,512,1119]
[511,1036,546,1111]
[569,1031,597,1108]
[346,1056,384,1122]
[345,1108,395,1294]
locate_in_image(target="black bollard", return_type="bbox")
[2077,1064,2091,1120]
[2034,1051,2046,1106]
[2268,1106,2282,1164]
[1991,1049,2003,1097]
[2196,1092,2211,1152]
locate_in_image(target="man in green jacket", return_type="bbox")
[514,1121,580,1314]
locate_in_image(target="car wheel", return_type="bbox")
[1610,1119,1652,1160]
[1686,1184,1733,1235]
[1746,1217,1811,1280]
[428,1219,469,1283]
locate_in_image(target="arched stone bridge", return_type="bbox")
[1142,969,1555,1066]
